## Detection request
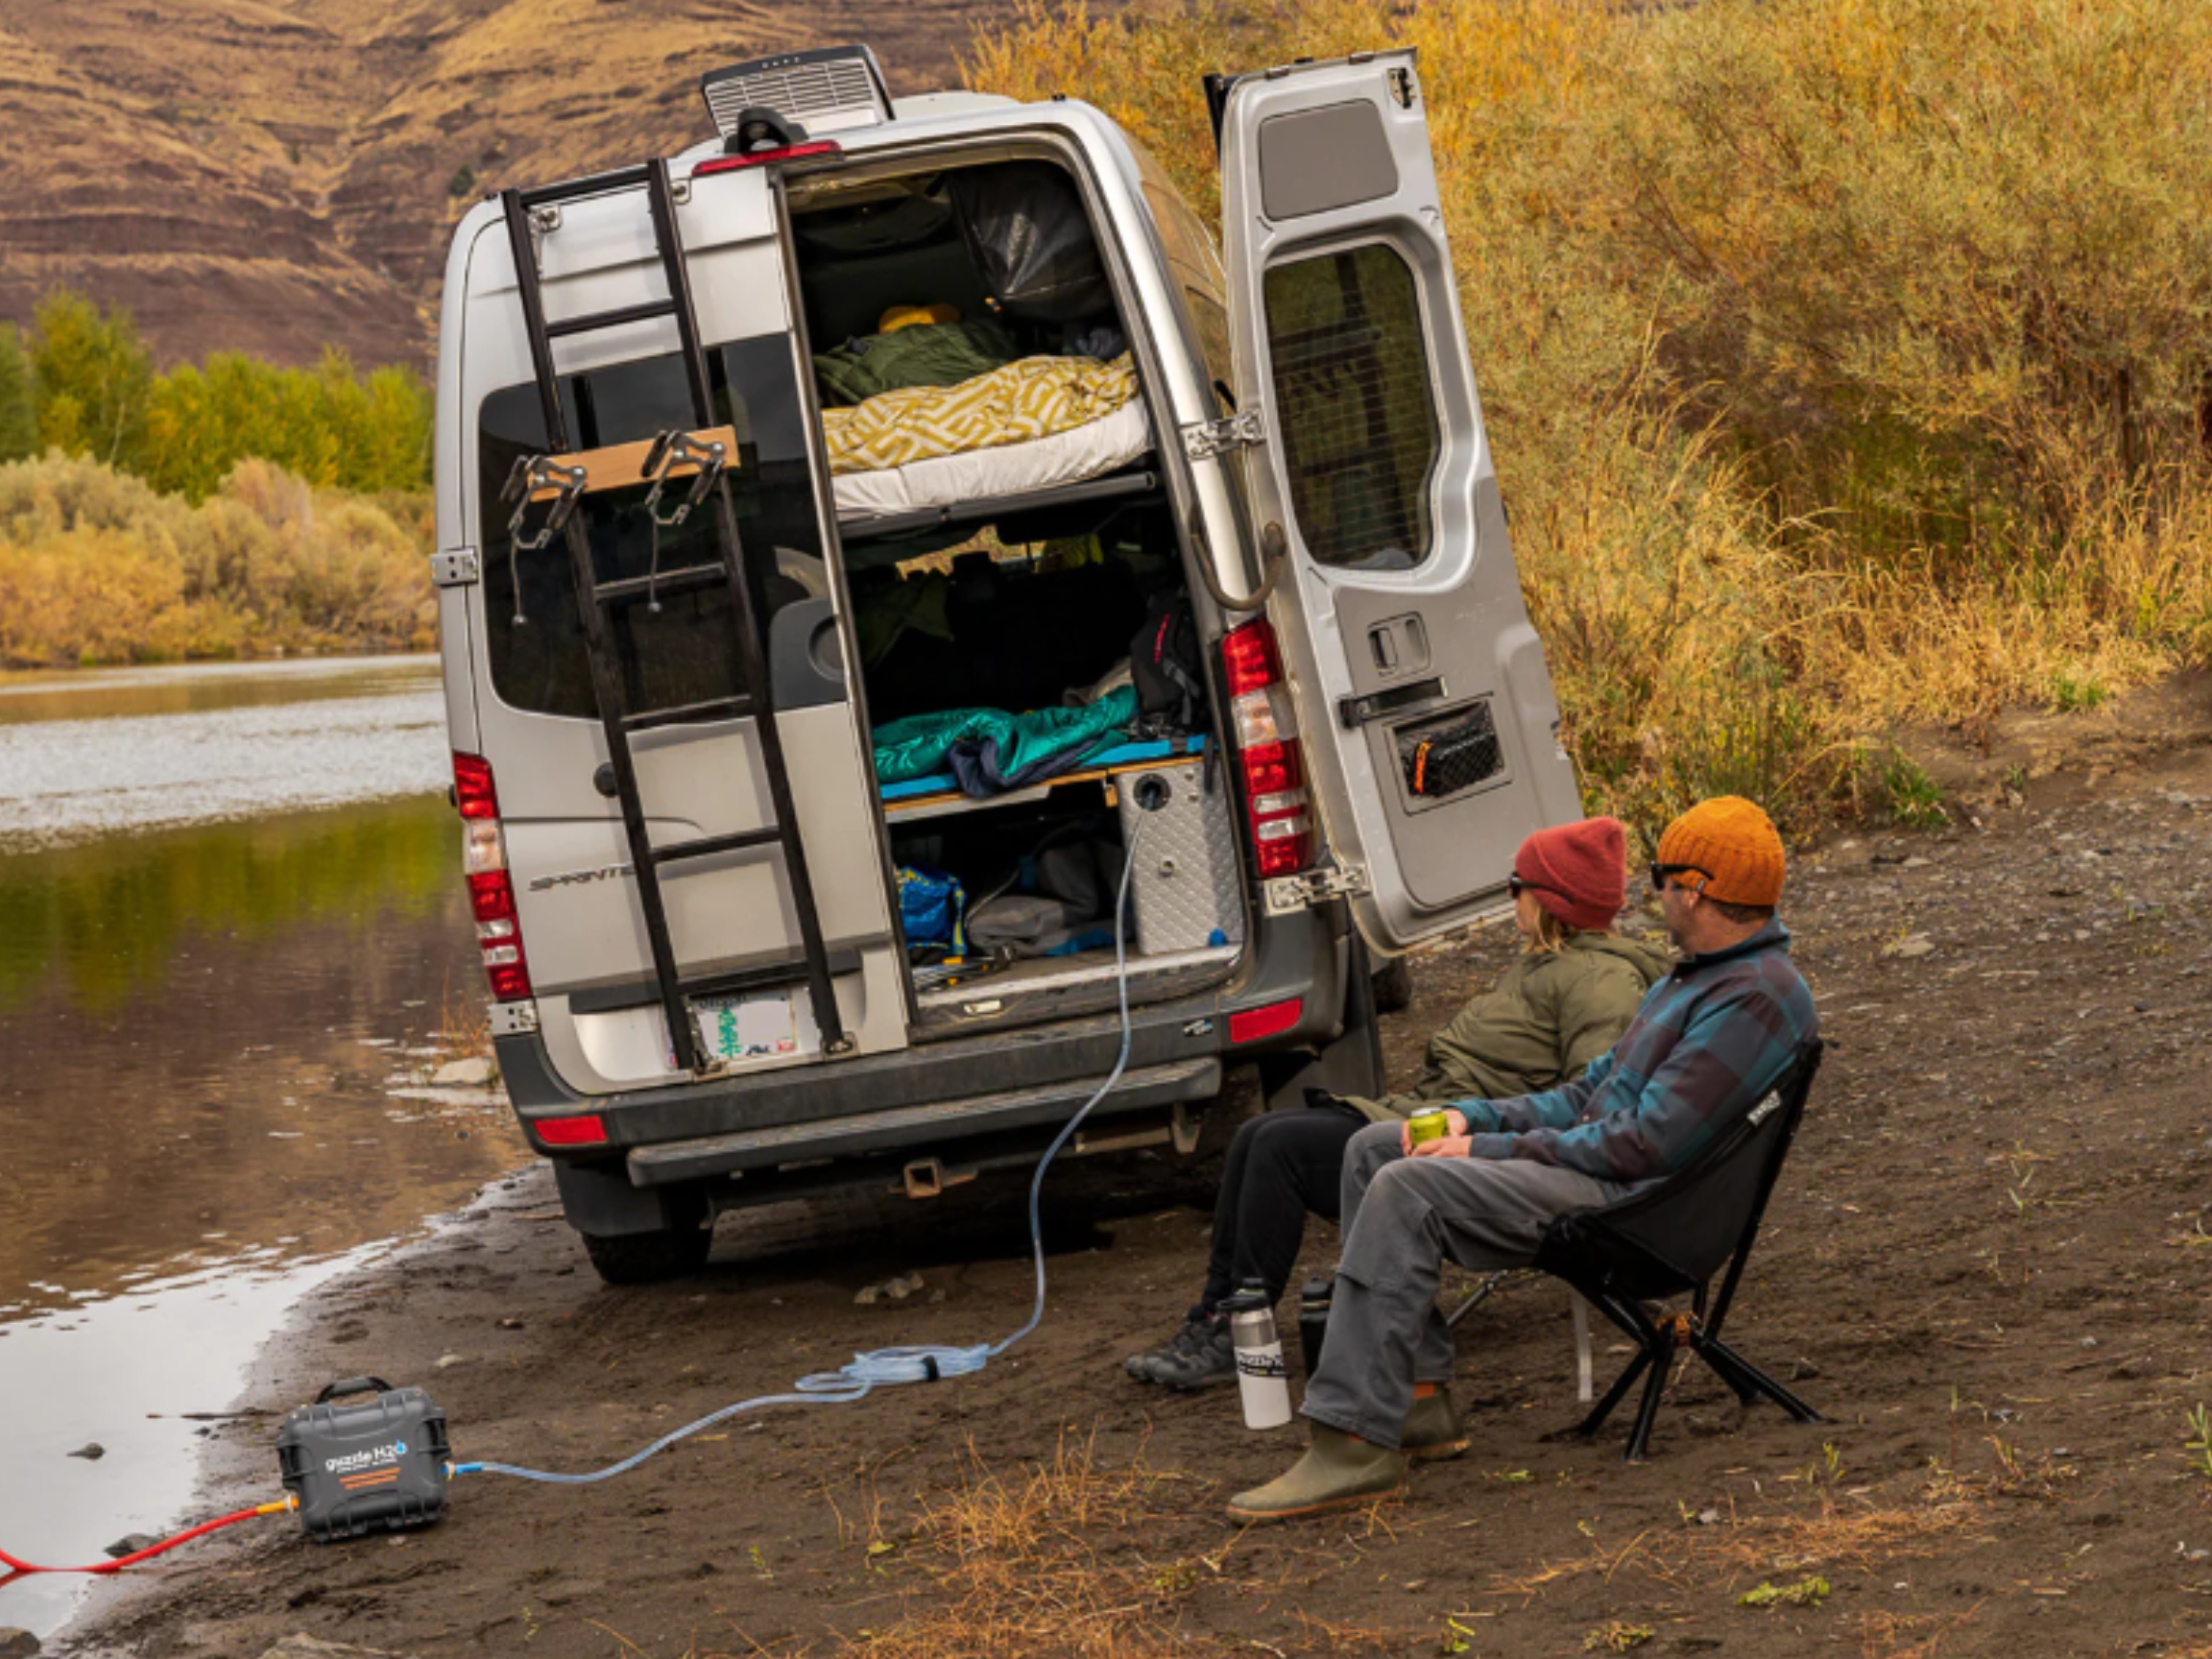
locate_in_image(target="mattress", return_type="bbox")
[830,398,1152,521]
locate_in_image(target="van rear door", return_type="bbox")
[455,166,907,1094]
[1214,52,1582,950]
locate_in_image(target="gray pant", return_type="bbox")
[1299,1121,1625,1449]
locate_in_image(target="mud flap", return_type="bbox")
[554,1159,709,1238]
[1259,929,1385,1111]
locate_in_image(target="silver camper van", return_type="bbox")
[431,45,1581,1283]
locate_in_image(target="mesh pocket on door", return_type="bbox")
[1398,703,1505,801]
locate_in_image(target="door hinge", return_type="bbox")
[1263,862,1371,916]
[489,998,540,1037]
[431,549,480,588]
[1180,409,1265,462]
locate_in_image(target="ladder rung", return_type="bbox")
[518,166,656,209]
[650,828,783,867]
[679,962,816,1002]
[594,565,727,606]
[623,695,753,733]
[546,299,679,340]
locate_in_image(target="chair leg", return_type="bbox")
[1545,1345,1648,1443]
[1444,1269,1516,1331]
[1621,1337,1671,1462]
[1695,1334,1824,1425]
[1571,1292,1594,1405]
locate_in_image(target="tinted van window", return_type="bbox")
[477,337,827,721]
[1262,243,1438,571]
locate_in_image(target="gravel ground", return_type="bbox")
[64,721,2212,1659]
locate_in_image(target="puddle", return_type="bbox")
[0,659,529,1639]
[0,1247,381,1636]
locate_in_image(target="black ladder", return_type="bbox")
[499,160,850,1072]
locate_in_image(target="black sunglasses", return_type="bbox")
[1648,862,1712,895]
[1505,874,1559,901]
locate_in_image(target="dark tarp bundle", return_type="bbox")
[950,162,1113,323]
[873,685,1137,799]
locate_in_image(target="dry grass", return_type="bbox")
[830,1431,1220,1659]
[968,0,2212,827]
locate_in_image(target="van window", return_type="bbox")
[1261,243,1437,571]
[477,337,827,721]
[1129,142,1234,397]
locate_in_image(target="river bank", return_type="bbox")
[63,698,2212,1658]
[0,657,515,1644]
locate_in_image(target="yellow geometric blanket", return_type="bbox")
[819,353,1139,476]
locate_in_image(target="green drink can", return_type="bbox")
[1407,1108,1451,1146]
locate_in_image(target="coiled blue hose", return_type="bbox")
[455,818,1146,1486]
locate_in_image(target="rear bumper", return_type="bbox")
[626,1057,1219,1186]
[494,904,1347,1178]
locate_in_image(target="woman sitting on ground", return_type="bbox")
[1124,816,1671,1390]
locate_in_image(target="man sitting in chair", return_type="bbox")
[1228,797,1820,1523]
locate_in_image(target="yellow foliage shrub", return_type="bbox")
[0,451,433,667]
[969,0,2212,823]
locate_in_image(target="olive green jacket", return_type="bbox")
[1346,931,1674,1124]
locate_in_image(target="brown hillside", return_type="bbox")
[0,0,1125,372]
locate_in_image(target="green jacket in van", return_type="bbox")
[1346,931,1673,1124]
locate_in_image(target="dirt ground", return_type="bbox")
[71,713,2212,1659]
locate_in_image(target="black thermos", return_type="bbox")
[1296,1276,1333,1381]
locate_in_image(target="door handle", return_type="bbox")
[1339,677,1446,729]
[592,762,619,799]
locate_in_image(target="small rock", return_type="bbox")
[431,1057,493,1087]
[1902,856,1931,869]
[1789,1357,1822,1382]
[65,1442,105,1460]
[105,1533,158,1559]
[854,1270,926,1306]
[0,1628,41,1658]
[1882,934,1936,960]
[257,1639,407,1659]
[497,1317,525,1330]
[433,1354,466,1369]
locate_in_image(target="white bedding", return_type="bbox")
[830,399,1152,521]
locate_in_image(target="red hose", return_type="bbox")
[0,1499,292,1575]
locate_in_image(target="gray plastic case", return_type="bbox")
[1116,755,1245,955]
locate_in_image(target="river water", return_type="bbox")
[0,658,526,1639]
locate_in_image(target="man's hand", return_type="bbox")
[1411,1135,1474,1159]
[1400,1108,1468,1156]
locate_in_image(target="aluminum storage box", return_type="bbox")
[1115,754,1244,955]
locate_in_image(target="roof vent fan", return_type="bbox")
[701,45,893,140]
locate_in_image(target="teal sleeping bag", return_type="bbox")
[873,685,1138,798]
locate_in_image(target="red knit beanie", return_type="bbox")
[1514,816,1628,932]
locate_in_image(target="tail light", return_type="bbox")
[1221,619,1313,878]
[453,752,533,1002]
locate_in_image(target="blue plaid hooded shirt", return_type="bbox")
[1454,919,1818,1184]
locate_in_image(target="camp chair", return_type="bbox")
[1533,1039,1826,1462]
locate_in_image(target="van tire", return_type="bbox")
[1371,954,1414,1015]
[580,1221,714,1286]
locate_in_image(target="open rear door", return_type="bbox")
[1216,51,1582,950]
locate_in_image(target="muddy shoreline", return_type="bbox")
[61,726,2212,1658]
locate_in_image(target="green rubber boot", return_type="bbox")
[1400,1388,1468,1462]
[1226,1425,1407,1524]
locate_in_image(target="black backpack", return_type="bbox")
[1129,592,1204,736]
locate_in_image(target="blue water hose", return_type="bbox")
[453,818,1147,1486]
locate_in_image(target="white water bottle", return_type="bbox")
[1223,1282,1293,1431]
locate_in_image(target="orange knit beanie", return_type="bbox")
[1655,796,1787,908]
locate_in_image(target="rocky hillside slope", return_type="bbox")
[0,0,1109,370]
